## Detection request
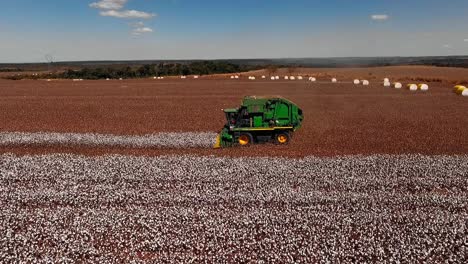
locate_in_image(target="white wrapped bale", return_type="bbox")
[332,78,337,83]
[362,80,370,86]
[193,75,199,79]
[384,81,391,87]
[353,79,360,85]
[407,84,418,91]
[384,78,390,83]
[394,82,402,89]
[418,84,429,91]
[309,77,316,82]
[462,89,468,96]
[298,76,303,80]
[230,76,235,79]
[275,76,280,80]
[262,75,266,79]
[290,76,296,80]
[284,76,289,80]
[271,76,275,80]
[234,76,239,79]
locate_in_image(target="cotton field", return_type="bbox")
[0,154,467,262]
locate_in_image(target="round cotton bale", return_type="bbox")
[407,84,418,91]
[455,86,467,95]
[119,78,123,81]
[284,76,289,80]
[384,81,391,87]
[194,75,199,79]
[310,77,316,82]
[353,79,360,85]
[275,76,280,80]
[418,84,429,91]
[153,77,157,79]
[251,76,256,80]
[235,76,239,79]
[462,89,468,96]
[106,78,110,81]
[262,75,266,79]
[290,76,296,80]
[453,85,466,93]
[298,76,303,80]
[230,76,235,79]
[362,80,370,86]
[271,76,275,80]
[332,78,337,83]
[384,78,390,83]
[394,82,402,89]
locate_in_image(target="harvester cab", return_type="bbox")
[214,96,304,148]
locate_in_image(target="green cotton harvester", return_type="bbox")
[214,96,304,148]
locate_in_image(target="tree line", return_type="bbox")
[56,61,260,80]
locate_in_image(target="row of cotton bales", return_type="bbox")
[271,76,281,80]
[353,79,369,86]
[453,85,468,96]
[230,75,240,79]
[406,83,429,91]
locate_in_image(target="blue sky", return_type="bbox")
[1,0,468,62]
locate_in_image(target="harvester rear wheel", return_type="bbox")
[275,132,290,145]
[238,133,253,146]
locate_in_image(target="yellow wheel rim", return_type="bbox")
[238,135,250,146]
[278,135,288,144]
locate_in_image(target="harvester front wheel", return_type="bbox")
[275,132,290,145]
[238,133,253,146]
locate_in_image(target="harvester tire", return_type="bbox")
[275,132,290,145]
[238,133,253,146]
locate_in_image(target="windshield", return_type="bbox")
[225,112,238,125]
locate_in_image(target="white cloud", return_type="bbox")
[100,10,156,19]
[90,0,127,10]
[371,14,389,21]
[132,27,154,35]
